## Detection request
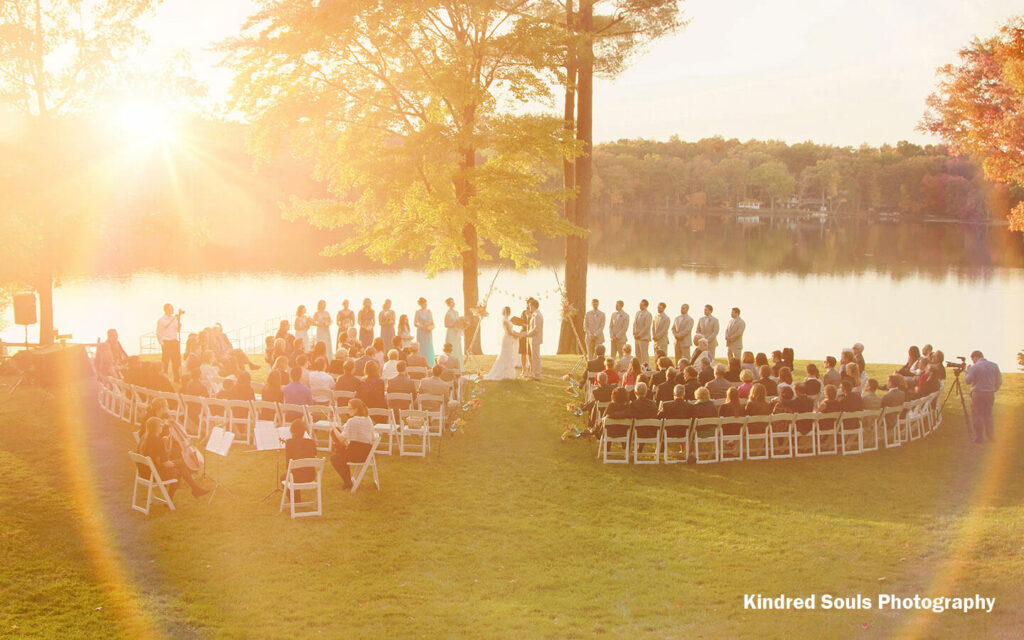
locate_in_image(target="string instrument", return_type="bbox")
[168,419,205,475]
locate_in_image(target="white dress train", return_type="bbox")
[484,318,521,381]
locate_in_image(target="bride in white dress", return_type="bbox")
[485,307,524,381]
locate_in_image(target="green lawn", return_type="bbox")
[1,357,1022,639]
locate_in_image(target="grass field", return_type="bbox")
[1,356,1022,639]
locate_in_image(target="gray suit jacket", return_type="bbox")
[633,309,652,340]
[725,317,745,346]
[697,315,720,348]
[672,314,694,346]
[528,311,544,345]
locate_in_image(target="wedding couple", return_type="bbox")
[485,299,543,381]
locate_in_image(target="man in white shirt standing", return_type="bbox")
[157,303,183,383]
[526,298,544,380]
[672,303,694,363]
[725,307,746,361]
[696,304,720,362]
[583,299,606,360]
[652,302,671,358]
[632,299,653,369]
[608,300,630,359]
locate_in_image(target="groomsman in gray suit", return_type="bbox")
[696,304,720,362]
[725,307,746,361]
[652,302,671,357]
[608,300,630,359]
[583,299,606,359]
[672,303,694,363]
[633,299,653,369]
[526,298,544,379]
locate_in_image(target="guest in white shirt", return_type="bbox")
[156,303,183,382]
[330,398,375,490]
[381,349,401,380]
[308,356,335,404]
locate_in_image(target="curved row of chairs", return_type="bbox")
[597,390,944,464]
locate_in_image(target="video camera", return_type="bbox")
[945,356,966,372]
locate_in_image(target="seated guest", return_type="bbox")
[264,336,276,365]
[800,364,821,396]
[441,343,461,371]
[381,349,401,380]
[737,368,755,398]
[262,369,285,403]
[216,378,236,400]
[334,359,361,393]
[658,384,692,419]
[691,387,717,419]
[282,418,318,501]
[777,367,794,394]
[199,350,222,396]
[718,386,744,436]
[352,348,375,377]
[614,345,633,374]
[435,354,460,382]
[791,383,815,414]
[605,387,633,420]
[654,368,677,403]
[601,357,620,385]
[628,382,658,419]
[328,354,347,375]
[705,364,732,399]
[143,361,176,393]
[691,338,710,367]
[770,350,785,377]
[929,350,946,380]
[650,357,673,389]
[329,399,375,490]
[272,355,290,379]
[744,383,772,417]
[419,365,459,421]
[373,338,387,367]
[680,366,701,401]
[407,343,429,369]
[282,367,313,419]
[725,358,742,383]
[590,372,615,404]
[740,352,757,376]
[582,345,606,384]
[852,343,866,373]
[697,358,715,386]
[915,364,942,399]
[105,329,129,369]
[308,357,334,404]
[912,344,933,376]
[842,363,860,389]
[181,361,208,398]
[386,361,417,398]
[137,417,209,498]
[861,379,882,410]
[755,365,778,397]
[226,371,256,403]
[356,360,386,409]
[840,379,863,410]
[623,357,642,388]
[772,385,800,414]
[275,319,291,342]
[817,384,843,414]
[754,352,769,370]
[781,348,795,370]
[822,356,841,388]
[839,348,855,372]
[881,374,907,408]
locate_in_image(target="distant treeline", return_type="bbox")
[591,137,1023,220]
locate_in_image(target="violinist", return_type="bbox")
[138,417,210,499]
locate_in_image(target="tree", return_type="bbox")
[922,15,1024,231]
[749,160,795,210]
[224,0,578,355]
[554,0,685,353]
[0,0,158,344]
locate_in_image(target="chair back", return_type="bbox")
[633,418,662,438]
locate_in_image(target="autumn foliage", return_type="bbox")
[923,16,1024,232]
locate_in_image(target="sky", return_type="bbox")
[140,0,1023,148]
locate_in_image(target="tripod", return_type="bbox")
[939,366,971,439]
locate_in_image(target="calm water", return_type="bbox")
[3,219,1023,366]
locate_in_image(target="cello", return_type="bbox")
[168,419,205,476]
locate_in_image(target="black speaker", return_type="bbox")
[13,293,37,326]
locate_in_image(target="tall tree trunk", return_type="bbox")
[558,0,589,355]
[455,144,481,355]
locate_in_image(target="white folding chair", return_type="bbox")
[599,417,632,464]
[661,418,692,464]
[793,412,818,457]
[839,410,869,455]
[306,403,337,452]
[904,398,927,441]
[880,406,903,448]
[347,433,382,493]
[692,417,721,464]
[178,394,207,439]
[398,409,430,457]
[815,411,840,455]
[720,416,745,462]
[418,393,446,442]
[861,409,881,452]
[331,390,356,407]
[279,402,310,426]
[129,451,177,516]
[202,397,255,446]
[279,457,325,518]
[252,399,284,432]
[744,415,771,461]
[632,419,662,464]
[111,379,134,423]
[407,366,428,381]
[129,385,155,428]
[368,408,396,456]
[768,413,795,459]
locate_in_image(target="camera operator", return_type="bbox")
[963,350,1002,444]
[157,303,184,384]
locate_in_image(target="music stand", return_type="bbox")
[254,424,287,502]
[203,427,235,502]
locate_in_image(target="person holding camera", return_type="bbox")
[964,350,1002,444]
[157,303,184,383]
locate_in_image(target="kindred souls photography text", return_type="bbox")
[743,593,995,613]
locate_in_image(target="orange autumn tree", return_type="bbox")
[922,15,1024,232]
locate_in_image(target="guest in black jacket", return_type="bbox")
[628,382,659,419]
[658,385,692,419]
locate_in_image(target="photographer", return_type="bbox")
[963,350,1002,444]
[157,303,184,383]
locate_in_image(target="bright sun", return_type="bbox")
[113,101,176,142]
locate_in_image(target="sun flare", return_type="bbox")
[112,100,175,142]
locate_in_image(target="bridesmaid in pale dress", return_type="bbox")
[294,305,311,351]
[397,315,413,348]
[379,299,396,350]
[443,297,463,366]
[414,298,435,366]
[312,300,333,358]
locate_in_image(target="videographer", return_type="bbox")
[157,303,184,384]
[963,350,1002,444]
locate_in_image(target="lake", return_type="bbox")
[3,217,1022,366]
